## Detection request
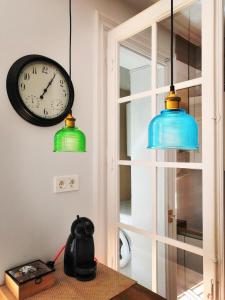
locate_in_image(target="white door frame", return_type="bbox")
[106,0,224,299]
[92,12,118,264]
[214,0,224,299]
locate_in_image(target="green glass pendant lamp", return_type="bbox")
[54,112,86,152]
[54,0,86,152]
[147,0,199,150]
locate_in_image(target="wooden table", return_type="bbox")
[0,263,165,300]
[0,284,165,300]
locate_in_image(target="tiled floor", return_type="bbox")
[177,264,203,296]
[178,281,204,299]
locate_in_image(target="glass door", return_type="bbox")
[107,0,217,299]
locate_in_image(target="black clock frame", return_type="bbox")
[6,54,74,127]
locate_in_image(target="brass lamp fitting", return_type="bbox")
[165,90,181,110]
[65,113,76,127]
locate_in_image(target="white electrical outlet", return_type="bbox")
[54,175,79,193]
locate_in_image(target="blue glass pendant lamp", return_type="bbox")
[147,0,199,150]
[54,0,86,152]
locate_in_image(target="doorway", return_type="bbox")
[106,0,223,299]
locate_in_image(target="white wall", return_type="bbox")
[0,0,137,283]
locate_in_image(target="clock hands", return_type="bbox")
[40,73,56,99]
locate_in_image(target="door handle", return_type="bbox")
[207,279,214,299]
[168,209,176,223]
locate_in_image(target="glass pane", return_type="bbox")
[120,97,152,161]
[157,168,203,246]
[156,86,202,162]
[157,0,201,87]
[120,165,152,231]
[157,242,203,299]
[119,28,152,98]
[119,228,152,289]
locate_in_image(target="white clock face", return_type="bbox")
[18,61,70,119]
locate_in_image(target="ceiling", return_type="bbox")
[122,0,201,45]
[122,0,158,11]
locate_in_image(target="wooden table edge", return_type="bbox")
[111,283,166,300]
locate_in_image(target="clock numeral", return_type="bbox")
[20,83,26,90]
[42,66,48,74]
[44,109,48,116]
[57,102,62,107]
[24,73,30,80]
[32,67,37,74]
[60,80,64,87]
[62,89,67,97]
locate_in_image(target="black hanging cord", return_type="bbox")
[69,0,72,78]
[170,0,174,92]
[69,0,72,115]
[187,9,190,113]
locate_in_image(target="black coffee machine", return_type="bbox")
[64,215,97,281]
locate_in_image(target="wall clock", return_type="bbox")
[6,55,74,126]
